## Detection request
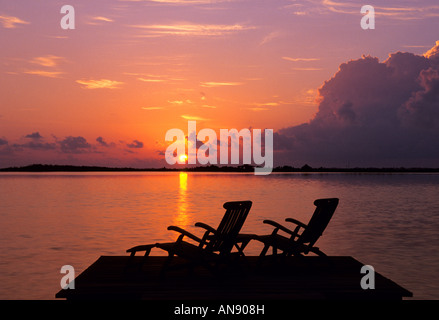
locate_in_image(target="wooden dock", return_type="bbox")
[55,256,412,300]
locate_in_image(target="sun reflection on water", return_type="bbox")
[174,172,189,229]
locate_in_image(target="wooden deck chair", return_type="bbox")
[127,200,254,274]
[256,198,339,257]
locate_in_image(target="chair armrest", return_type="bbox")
[126,244,155,256]
[167,226,202,243]
[263,219,296,236]
[285,218,308,229]
[194,222,217,235]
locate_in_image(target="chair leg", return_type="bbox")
[259,244,270,257]
[125,245,154,274]
[160,252,175,278]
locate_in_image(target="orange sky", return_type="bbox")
[1,0,439,168]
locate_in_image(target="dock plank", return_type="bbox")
[55,256,412,300]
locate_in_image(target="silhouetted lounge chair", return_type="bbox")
[255,198,339,257]
[127,200,254,274]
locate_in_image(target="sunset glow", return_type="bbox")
[179,154,188,163]
[1,1,439,168]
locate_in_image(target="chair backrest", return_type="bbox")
[299,198,339,246]
[206,200,252,255]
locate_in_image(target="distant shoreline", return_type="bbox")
[2,164,439,173]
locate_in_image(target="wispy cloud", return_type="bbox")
[92,16,114,23]
[131,23,254,37]
[141,107,163,110]
[129,73,185,83]
[181,115,209,121]
[120,0,229,4]
[76,79,124,89]
[137,77,166,83]
[31,55,64,67]
[402,45,432,49]
[279,89,320,106]
[127,140,144,149]
[0,15,29,28]
[24,70,64,78]
[284,1,439,20]
[259,31,281,46]
[168,100,184,105]
[282,57,320,62]
[247,101,280,111]
[168,100,193,105]
[251,102,280,107]
[248,107,269,112]
[86,16,115,26]
[200,81,243,88]
[315,0,439,20]
[292,67,323,71]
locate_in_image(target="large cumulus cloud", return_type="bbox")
[275,41,439,167]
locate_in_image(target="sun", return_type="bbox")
[179,154,188,163]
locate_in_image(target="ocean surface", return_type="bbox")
[0,172,438,300]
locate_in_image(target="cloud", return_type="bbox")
[92,16,114,23]
[273,41,439,167]
[76,79,123,89]
[200,81,243,88]
[25,132,43,140]
[168,100,192,105]
[137,0,227,3]
[0,138,13,156]
[248,107,269,112]
[14,141,57,151]
[141,107,163,110]
[137,77,166,83]
[315,0,439,20]
[282,57,320,62]
[96,137,109,147]
[285,1,439,20]
[168,100,184,105]
[0,15,29,28]
[10,133,56,151]
[131,23,254,37]
[127,140,144,148]
[259,31,281,46]
[96,136,117,148]
[120,0,228,3]
[24,70,64,78]
[424,41,439,59]
[251,102,280,107]
[31,55,63,67]
[292,67,323,71]
[59,136,92,154]
[181,115,209,121]
[400,68,439,129]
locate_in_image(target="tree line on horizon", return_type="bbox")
[1,163,439,173]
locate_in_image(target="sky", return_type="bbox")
[1,0,439,168]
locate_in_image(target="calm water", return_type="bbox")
[0,172,438,300]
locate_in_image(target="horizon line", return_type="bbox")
[2,164,439,173]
